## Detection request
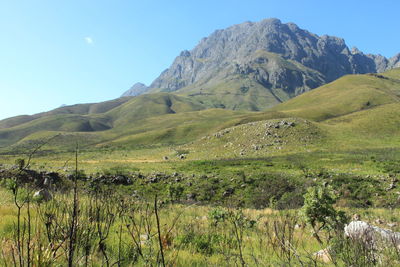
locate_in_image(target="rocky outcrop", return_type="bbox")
[121,82,149,97]
[344,220,400,248]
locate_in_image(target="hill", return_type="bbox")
[2,69,400,154]
[0,93,208,149]
[181,68,400,159]
[271,69,400,121]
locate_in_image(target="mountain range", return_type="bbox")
[1,18,400,154]
[123,18,400,110]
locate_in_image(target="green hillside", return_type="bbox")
[0,97,132,129]
[271,70,400,121]
[0,93,207,149]
[181,69,400,159]
[1,69,400,158]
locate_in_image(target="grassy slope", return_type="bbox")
[1,68,400,166]
[182,69,400,160]
[0,97,132,130]
[271,71,400,121]
[0,93,207,149]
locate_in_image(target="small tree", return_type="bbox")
[15,158,25,170]
[301,185,348,244]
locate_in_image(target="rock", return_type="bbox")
[33,189,52,202]
[43,177,51,187]
[223,188,234,197]
[121,82,148,97]
[149,177,159,183]
[187,193,196,200]
[44,172,60,183]
[112,175,132,185]
[344,220,400,249]
[294,223,305,229]
[352,214,361,221]
[149,18,399,111]
[313,248,331,263]
[387,183,396,190]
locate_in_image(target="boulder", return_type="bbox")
[222,188,234,197]
[344,220,400,249]
[112,175,132,185]
[313,248,331,263]
[33,189,52,202]
[187,193,196,200]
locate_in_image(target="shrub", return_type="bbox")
[301,185,348,244]
[208,208,229,226]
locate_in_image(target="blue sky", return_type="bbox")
[0,0,399,120]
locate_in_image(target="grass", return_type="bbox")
[1,69,400,161]
[272,70,400,121]
[0,184,399,266]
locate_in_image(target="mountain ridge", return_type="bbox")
[142,18,399,110]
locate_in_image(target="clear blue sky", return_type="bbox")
[1,0,399,120]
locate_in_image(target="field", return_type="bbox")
[0,183,400,266]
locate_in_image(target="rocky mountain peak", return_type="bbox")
[121,82,148,97]
[149,18,399,95]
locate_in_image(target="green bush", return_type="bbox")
[301,185,348,244]
[208,208,229,226]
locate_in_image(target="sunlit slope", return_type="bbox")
[271,69,400,121]
[322,103,400,147]
[0,97,132,130]
[2,69,400,155]
[0,93,206,148]
[182,69,400,159]
[4,108,273,152]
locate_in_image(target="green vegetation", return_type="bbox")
[1,67,400,265]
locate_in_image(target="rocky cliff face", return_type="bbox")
[121,82,148,97]
[149,18,400,98]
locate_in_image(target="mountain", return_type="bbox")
[147,18,400,110]
[121,82,149,97]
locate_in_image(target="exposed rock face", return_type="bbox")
[149,18,400,102]
[121,82,149,97]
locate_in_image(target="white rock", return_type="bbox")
[33,189,52,201]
